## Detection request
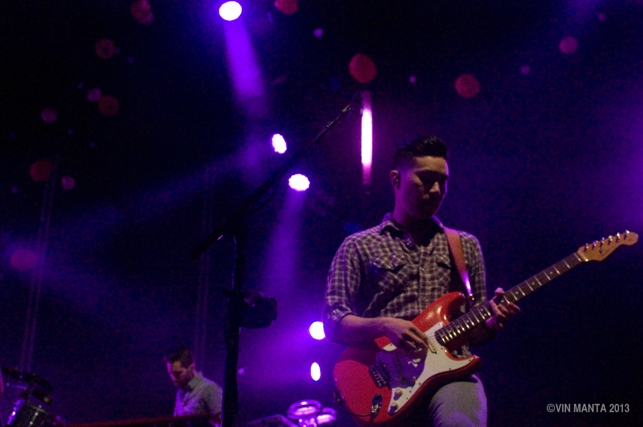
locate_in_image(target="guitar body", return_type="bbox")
[333,292,481,426]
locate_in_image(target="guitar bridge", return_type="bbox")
[369,360,390,388]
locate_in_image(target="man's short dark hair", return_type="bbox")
[164,346,194,368]
[394,135,448,169]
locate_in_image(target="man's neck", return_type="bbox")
[391,212,437,245]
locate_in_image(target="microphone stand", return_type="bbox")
[191,99,356,427]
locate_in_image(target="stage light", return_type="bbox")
[272,134,287,154]
[361,91,372,186]
[219,1,242,21]
[288,174,309,191]
[309,321,325,340]
[310,362,321,381]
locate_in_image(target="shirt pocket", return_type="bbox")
[368,254,408,294]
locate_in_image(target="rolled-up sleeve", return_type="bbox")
[322,237,362,343]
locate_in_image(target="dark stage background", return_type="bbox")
[1,1,642,426]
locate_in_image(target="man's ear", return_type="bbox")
[188,363,196,374]
[389,170,400,188]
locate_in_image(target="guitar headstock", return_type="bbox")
[577,231,638,262]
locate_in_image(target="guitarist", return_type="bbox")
[322,135,520,427]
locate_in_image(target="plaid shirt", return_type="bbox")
[323,213,487,351]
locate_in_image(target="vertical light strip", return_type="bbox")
[361,90,373,187]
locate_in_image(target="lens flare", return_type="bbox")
[272,134,287,154]
[309,321,325,340]
[219,1,242,21]
[289,174,310,191]
[310,362,321,381]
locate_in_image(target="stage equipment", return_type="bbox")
[190,95,359,427]
[2,367,62,427]
[286,400,336,427]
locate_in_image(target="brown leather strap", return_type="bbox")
[444,227,474,308]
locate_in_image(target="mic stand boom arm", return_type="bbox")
[190,99,355,427]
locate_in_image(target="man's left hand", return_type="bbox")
[485,287,520,330]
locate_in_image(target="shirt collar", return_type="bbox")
[379,212,444,235]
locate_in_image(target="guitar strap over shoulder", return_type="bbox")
[444,227,475,309]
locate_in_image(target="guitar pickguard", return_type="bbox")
[376,322,476,415]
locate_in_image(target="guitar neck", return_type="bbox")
[435,251,584,346]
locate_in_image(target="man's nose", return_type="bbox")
[429,181,441,193]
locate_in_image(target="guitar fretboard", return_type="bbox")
[435,251,584,346]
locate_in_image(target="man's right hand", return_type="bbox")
[380,317,429,354]
[336,314,428,354]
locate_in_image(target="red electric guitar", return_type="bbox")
[333,231,638,426]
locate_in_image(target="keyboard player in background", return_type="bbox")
[164,347,223,427]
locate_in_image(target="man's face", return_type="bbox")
[392,155,449,220]
[167,360,195,389]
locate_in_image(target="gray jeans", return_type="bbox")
[387,375,487,427]
[428,375,487,427]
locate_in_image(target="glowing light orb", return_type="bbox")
[310,362,321,381]
[219,1,242,21]
[272,134,287,154]
[138,11,154,25]
[289,174,310,191]
[30,159,54,182]
[41,108,57,124]
[309,321,325,340]
[98,95,119,116]
[454,73,481,99]
[313,28,323,39]
[520,65,531,75]
[349,54,377,84]
[131,0,152,21]
[275,0,298,15]
[61,176,76,191]
[559,36,578,55]
[95,38,116,59]
[11,249,38,271]
[87,88,102,102]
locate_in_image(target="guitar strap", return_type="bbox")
[444,227,475,310]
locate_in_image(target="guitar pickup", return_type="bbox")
[369,361,390,388]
